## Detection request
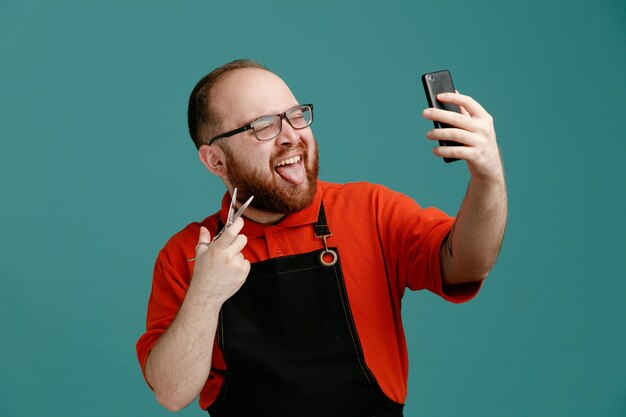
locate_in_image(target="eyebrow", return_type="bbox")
[238,112,269,128]
[246,104,300,126]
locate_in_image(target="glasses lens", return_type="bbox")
[252,115,281,140]
[287,105,313,129]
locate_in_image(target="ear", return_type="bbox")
[198,144,227,177]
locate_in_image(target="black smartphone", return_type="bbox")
[421,69,461,163]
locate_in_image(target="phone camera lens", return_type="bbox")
[427,75,435,81]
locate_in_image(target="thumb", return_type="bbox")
[196,226,212,256]
[199,226,211,242]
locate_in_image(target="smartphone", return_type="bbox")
[421,70,461,163]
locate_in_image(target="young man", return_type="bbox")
[136,59,507,416]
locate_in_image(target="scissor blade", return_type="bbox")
[232,195,254,222]
[209,193,253,244]
[227,188,238,226]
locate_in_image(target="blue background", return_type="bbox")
[1,1,625,416]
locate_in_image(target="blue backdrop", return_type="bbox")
[1,1,625,416]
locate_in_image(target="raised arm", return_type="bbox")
[422,92,507,284]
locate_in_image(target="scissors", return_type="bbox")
[188,188,254,262]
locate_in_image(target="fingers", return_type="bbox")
[432,144,474,161]
[212,217,245,249]
[422,107,475,131]
[423,107,493,137]
[194,218,247,261]
[426,127,479,147]
[229,234,248,254]
[423,92,503,182]
[422,92,493,134]
[435,92,490,119]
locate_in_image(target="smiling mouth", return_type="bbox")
[274,154,305,185]
[275,155,302,168]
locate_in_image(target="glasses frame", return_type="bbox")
[207,103,314,145]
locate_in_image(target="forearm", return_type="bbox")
[442,176,507,284]
[145,221,249,411]
[422,92,508,284]
[145,280,223,412]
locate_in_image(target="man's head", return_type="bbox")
[188,59,266,149]
[188,60,319,218]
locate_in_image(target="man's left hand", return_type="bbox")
[423,92,503,184]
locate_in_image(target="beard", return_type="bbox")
[222,141,319,215]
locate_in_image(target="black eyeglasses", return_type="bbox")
[207,104,314,145]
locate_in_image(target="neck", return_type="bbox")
[240,206,286,225]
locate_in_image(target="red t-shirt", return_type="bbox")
[136,181,480,409]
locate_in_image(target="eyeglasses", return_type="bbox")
[207,104,314,145]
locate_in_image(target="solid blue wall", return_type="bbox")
[1,1,625,416]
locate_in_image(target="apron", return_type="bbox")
[207,203,404,417]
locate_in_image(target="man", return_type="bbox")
[136,59,507,416]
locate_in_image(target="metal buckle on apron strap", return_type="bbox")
[317,232,338,267]
[314,202,338,267]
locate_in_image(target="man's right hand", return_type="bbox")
[191,217,250,304]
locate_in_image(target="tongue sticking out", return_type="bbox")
[275,159,306,185]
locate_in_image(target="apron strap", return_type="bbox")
[313,202,337,267]
[218,202,330,236]
[314,202,331,237]
[218,201,336,266]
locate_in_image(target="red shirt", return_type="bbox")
[136,181,480,409]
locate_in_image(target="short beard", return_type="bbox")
[222,142,319,215]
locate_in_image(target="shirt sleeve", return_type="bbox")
[135,245,192,386]
[378,187,480,303]
[135,220,227,405]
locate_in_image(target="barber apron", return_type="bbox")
[207,203,404,417]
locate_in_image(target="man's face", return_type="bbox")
[211,68,319,214]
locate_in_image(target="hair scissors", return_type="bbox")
[188,188,254,261]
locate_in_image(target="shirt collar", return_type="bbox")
[218,183,323,239]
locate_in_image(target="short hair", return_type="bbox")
[187,59,268,149]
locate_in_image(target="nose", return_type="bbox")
[275,117,300,146]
